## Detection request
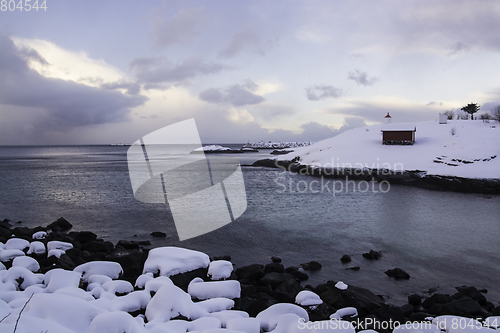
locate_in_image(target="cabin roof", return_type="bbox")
[381,124,416,132]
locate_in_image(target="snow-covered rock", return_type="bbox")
[226,317,261,333]
[74,261,123,282]
[188,277,241,300]
[5,238,29,251]
[32,231,47,239]
[12,256,40,272]
[330,307,358,320]
[256,303,309,331]
[87,311,145,333]
[335,281,348,290]
[47,249,66,258]
[47,240,74,251]
[208,260,234,280]
[101,279,134,295]
[143,247,210,277]
[295,290,323,306]
[45,269,82,292]
[135,272,154,289]
[27,241,46,254]
[209,310,250,328]
[0,249,25,262]
[3,266,42,290]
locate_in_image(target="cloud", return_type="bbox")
[199,80,265,106]
[347,70,379,86]
[0,33,147,137]
[227,108,254,124]
[101,80,141,95]
[427,101,443,106]
[129,56,229,86]
[219,29,278,58]
[151,6,208,49]
[448,42,472,55]
[305,85,343,101]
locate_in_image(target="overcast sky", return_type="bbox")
[1,0,499,144]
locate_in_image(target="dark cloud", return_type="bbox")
[199,80,264,106]
[219,29,278,58]
[130,56,228,86]
[151,7,207,49]
[0,33,147,132]
[305,85,343,101]
[348,70,379,86]
[101,80,141,95]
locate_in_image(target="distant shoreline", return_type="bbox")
[249,158,500,194]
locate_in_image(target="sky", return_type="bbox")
[1,0,499,145]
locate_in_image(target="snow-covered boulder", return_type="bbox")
[143,247,210,277]
[188,277,241,300]
[226,318,261,333]
[209,310,250,328]
[74,261,123,282]
[5,238,29,251]
[101,279,134,295]
[12,256,39,272]
[32,231,47,239]
[47,240,73,251]
[145,281,196,323]
[54,286,95,301]
[295,290,323,306]
[87,311,146,333]
[330,307,358,320]
[23,293,105,333]
[44,268,82,292]
[47,249,66,258]
[3,266,42,290]
[256,303,309,331]
[208,260,234,280]
[27,241,46,254]
[189,317,222,331]
[135,272,154,289]
[0,249,25,262]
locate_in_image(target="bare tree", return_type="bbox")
[443,110,455,120]
[491,105,500,123]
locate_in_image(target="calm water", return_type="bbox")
[0,145,499,305]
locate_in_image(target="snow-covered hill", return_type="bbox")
[277,120,500,179]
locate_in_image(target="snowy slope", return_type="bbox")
[278,120,500,179]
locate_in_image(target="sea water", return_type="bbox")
[0,145,499,305]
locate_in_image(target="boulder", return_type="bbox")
[264,262,285,273]
[363,250,382,260]
[408,293,422,306]
[272,278,303,303]
[47,217,73,232]
[235,264,265,281]
[340,255,352,263]
[439,297,482,317]
[385,267,410,280]
[300,261,322,271]
[68,231,97,244]
[106,249,145,280]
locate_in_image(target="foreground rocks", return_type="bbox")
[1,217,499,333]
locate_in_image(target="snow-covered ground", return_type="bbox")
[277,120,500,179]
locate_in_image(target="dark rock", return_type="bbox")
[369,305,406,326]
[400,303,414,317]
[319,285,384,317]
[264,262,285,274]
[246,294,278,317]
[0,219,12,229]
[213,255,231,261]
[255,285,273,295]
[106,249,144,280]
[422,293,453,309]
[235,297,256,313]
[340,255,352,263]
[82,241,115,254]
[150,231,166,237]
[68,231,97,244]
[169,267,208,292]
[301,261,322,271]
[272,278,303,303]
[47,217,73,232]
[64,248,86,266]
[306,303,336,322]
[240,284,257,298]
[12,227,40,240]
[259,272,289,289]
[116,240,140,250]
[385,268,410,280]
[346,266,360,271]
[235,264,265,281]
[271,256,282,263]
[363,250,382,260]
[285,267,309,281]
[408,293,422,306]
[439,297,482,317]
[453,286,487,305]
[58,254,76,270]
[138,240,151,246]
[427,287,438,294]
[492,306,500,316]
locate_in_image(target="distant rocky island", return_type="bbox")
[243,141,313,149]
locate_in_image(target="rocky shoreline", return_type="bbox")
[1,217,499,332]
[249,158,500,194]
